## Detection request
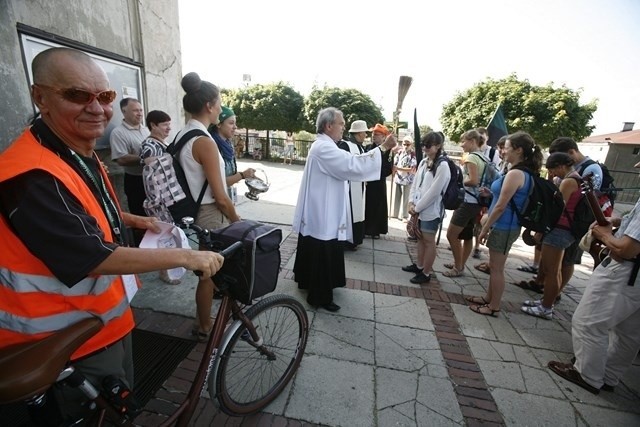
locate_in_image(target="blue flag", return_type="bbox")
[486,104,508,148]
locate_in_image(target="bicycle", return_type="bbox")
[0,217,309,426]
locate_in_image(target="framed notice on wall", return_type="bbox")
[19,32,144,149]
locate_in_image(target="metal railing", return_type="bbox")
[609,169,640,204]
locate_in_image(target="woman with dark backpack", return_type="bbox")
[521,152,584,320]
[469,131,543,317]
[402,132,450,284]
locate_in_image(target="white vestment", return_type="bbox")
[292,134,382,242]
[344,140,366,223]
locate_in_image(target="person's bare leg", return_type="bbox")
[195,277,214,332]
[446,224,464,270]
[540,245,563,308]
[416,236,425,270]
[486,251,508,310]
[460,238,473,271]
[421,233,437,274]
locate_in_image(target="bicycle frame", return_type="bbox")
[5,219,301,426]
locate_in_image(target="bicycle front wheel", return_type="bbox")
[210,294,309,416]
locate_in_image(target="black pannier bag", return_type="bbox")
[209,220,282,304]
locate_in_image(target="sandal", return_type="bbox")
[469,303,500,317]
[191,326,212,343]
[513,280,544,293]
[474,263,491,275]
[517,265,538,274]
[442,267,464,277]
[444,263,455,270]
[547,361,600,394]
[465,295,489,305]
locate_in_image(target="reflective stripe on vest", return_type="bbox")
[0,269,116,296]
[0,296,129,335]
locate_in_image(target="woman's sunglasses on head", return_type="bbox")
[34,84,117,105]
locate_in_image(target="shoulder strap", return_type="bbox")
[576,158,595,176]
[508,167,532,214]
[167,129,208,156]
[168,129,209,206]
[470,152,488,164]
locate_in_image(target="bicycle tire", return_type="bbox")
[209,294,309,416]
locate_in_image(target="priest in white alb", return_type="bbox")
[338,119,369,250]
[292,107,397,312]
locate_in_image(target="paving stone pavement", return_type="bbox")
[131,160,640,426]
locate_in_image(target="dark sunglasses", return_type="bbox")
[35,84,117,105]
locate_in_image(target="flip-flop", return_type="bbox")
[547,361,600,394]
[474,263,491,275]
[469,303,500,317]
[465,295,489,305]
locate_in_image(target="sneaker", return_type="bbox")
[522,299,542,307]
[410,273,431,284]
[521,304,553,320]
[402,263,421,273]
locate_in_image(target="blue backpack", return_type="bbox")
[467,152,501,207]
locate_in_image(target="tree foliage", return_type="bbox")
[303,86,385,133]
[223,82,304,132]
[440,74,597,147]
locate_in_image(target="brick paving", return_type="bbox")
[134,231,519,426]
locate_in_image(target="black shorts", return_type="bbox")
[562,240,583,265]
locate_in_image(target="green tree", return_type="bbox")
[303,86,385,134]
[440,74,597,147]
[223,82,304,158]
[223,82,304,132]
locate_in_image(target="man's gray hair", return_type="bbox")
[316,107,342,134]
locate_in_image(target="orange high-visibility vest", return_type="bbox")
[0,129,135,360]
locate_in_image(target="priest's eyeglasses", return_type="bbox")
[34,84,117,105]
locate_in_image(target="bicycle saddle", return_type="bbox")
[0,317,103,403]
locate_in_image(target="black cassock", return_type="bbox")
[363,144,393,236]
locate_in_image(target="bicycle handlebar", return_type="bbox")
[178,217,244,277]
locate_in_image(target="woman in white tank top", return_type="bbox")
[178,72,241,340]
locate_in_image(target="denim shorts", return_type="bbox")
[543,227,575,249]
[486,228,520,255]
[420,217,441,234]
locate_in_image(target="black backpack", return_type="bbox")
[567,178,596,239]
[577,159,616,205]
[165,129,209,223]
[509,166,565,234]
[434,156,465,210]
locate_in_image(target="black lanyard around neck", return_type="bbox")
[69,150,124,245]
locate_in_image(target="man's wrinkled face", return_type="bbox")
[122,100,144,126]
[327,114,346,142]
[32,53,114,145]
